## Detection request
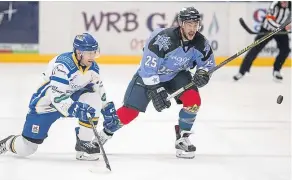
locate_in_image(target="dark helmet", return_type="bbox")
[177,7,201,24]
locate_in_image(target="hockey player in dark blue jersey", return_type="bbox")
[98,7,216,159]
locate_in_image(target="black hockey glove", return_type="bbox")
[192,69,210,88]
[147,85,171,112]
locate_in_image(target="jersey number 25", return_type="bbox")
[145,56,157,68]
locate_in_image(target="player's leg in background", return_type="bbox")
[273,33,290,81]
[99,73,150,144]
[0,111,62,157]
[233,28,272,81]
[164,71,200,159]
[70,84,101,160]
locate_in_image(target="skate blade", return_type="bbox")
[0,148,8,155]
[273,77,283,83]
[176,149,195,159]
[0,135,14,155]
[76,151,99,161]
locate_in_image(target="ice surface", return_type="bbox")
[0,64,290,180]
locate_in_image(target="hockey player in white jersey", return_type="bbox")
[0,33,119,161]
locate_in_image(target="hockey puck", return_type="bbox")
[277,95,283,104]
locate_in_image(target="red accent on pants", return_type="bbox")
[117,106,139,125]
[179,89,201,107]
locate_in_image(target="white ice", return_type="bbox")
[0,64,291,180]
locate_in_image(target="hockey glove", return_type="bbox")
[101,102,122,133]
[147,85,171,112]
[68,101,96,122]
[192,68,210,88]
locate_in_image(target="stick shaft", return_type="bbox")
[89,118,112,171]
[167,16,291,101]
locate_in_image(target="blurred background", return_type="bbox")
[0,1,290,66]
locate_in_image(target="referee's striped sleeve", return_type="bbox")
[267,1,281,28]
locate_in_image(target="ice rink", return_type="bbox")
[0,64,291,180]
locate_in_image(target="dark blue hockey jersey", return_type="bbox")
[137,27,216,85]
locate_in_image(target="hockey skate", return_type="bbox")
[98,128,113,145]
[174,125,196,159]
[233,72,244,81]
[75,127,100,161]
[0,135,14,155]
[273,71,283,81]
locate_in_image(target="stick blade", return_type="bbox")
[106,164,112,171]
[239,18,257,34]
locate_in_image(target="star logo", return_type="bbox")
[152,77,159,83]
[153,34,171,51]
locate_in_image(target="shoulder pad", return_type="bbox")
[55,52,77,71]
[147,27,180,58]
[191,32,213,62]
[89,61,100,74]
[190,32,206,51]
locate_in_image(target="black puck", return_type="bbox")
[277,95,283,104]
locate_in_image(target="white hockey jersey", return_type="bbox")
[28,52,107,116]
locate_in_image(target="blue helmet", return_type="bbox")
[73,33,98,51]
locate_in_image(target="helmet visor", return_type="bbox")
[81,47,100,58]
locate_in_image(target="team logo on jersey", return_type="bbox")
[52,64,66,75]
[51,85,65,94]
[153,34,171,51]
[54,94,70,103]
[170,56,191,66]
[32,125,39,134]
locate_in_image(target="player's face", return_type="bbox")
[181,20,200,40]
[79,49,100,67]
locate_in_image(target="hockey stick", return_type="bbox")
[55,94,112,171]
[88,117,112,171]
[239,18,291,35]
[166,14,291,101]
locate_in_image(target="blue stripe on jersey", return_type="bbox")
[68,70,77,79]
[89,61,100,74]
[35,82,50,96]
[55,52,78,78]
[28,82,50,107]
[55,52,76,71]
[29,83,51,111]
[50,76,69,85]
